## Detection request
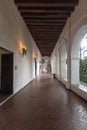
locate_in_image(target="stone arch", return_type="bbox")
[71,25,87,86]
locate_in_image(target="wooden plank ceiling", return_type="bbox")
[14,0,79,56]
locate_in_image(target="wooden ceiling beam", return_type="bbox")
[32,33,60,36]
[29,27,64,31]
[26,22,65,25]
[37,47,54,50]
[35,38,59,40]
[18,6,74,12]
[33,34,59,37]
[21,12,70,16]
[32,37,60,40]
[31,33,60,36]
[38,47,54,50]
[36,39,57,41]
[39,49,53,51]
[30,32,61,35]
[34,38,58,41]
[19,9,71,14]
[23,17,67,20]
[37,44,54,47]
[24,19,66,23]
[37,45,55,48]
[29,30,61,33]
[31,34,60,37]
[22,14,69,18]
[28,26,64,29]
[32,34,59,37]
[36,42,57,45]
[30,31,61,33]
[29,28,63,31]
[28,27,63,30]
[29,27,62,30]
[15,0,79,3]
[16,3,78,8]
[37,41,54,43]
[35,39,57,41]
[38,49,53,51]
[14,0,79,56]
[37,43,55,44]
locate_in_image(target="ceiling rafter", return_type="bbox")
[15,2,78,8]
[14,0,79,56]
[19,9,72,14]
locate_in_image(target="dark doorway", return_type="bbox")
[0,47,13,103]
[35,58,37,76]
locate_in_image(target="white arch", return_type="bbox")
[71,25,87,86]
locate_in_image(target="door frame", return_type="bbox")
[0,46,14,94]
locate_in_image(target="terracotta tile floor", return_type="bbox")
[0,74,87,130]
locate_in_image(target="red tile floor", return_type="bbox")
[0,74,87,130]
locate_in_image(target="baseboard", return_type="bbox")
[0,77,36,106]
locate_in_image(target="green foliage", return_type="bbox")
[80,59,87,83]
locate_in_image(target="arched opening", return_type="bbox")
[53,54,57,74]
[61,44,67,81]
[80,34,87,84]
[56,50,60,77]
[71,25,87,91]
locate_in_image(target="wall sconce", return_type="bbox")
[34,57,36,61]
[22,47,27,56]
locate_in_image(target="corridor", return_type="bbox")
[0,74,87,130]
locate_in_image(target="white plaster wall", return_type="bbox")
[51,0,87,100]
[71,25,87,86]
[0,0,41,94]
[61,44,67,81]
[51,52,57,74]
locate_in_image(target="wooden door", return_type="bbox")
[1,53,13,94]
